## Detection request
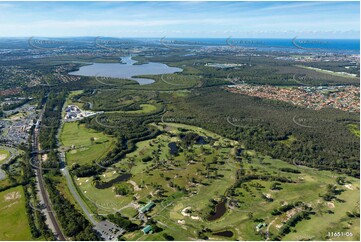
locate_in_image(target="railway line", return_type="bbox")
[32,108,66,241]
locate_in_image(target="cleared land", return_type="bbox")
[0,186,32,241]
[296,65,358,79]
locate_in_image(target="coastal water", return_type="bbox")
[149,37,360,53]
[69,56,182,85]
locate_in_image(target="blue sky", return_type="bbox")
[0,1,359,38]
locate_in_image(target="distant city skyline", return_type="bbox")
[0,1,359,39]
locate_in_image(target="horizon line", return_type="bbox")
[0,36,360,40]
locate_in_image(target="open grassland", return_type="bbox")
[0,186,32,241]
[61,122,116,166]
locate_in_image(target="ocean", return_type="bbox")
[152,37,360,54]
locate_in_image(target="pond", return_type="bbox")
[212,230,234,238]
[95,173,132,189]
[168,142,179,155]
[207,199,227,221]
[196,136,209,145]
[69,56,182,85]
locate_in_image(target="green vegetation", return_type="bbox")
[115,104,157,114]
[2,46,358,241]
[0,149,10,164]
[129,73,200,90]
[69,121,359,241]
[159,87,359,177]
[61,122,116,166]
[74,89,163,114]
[0,186,32,241]
[54,54,358,240]
[279,135,297,147]
[39,90,67,151]
[44,176,100,240]
[296,65,358,79]
[64,90,84,109]
[347,123,360,137]
[0,143,54,240]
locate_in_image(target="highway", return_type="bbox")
[0,146,18,180]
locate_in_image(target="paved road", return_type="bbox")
[61,165,97,225]
[61,153,126,240]
[58,101,125,240]
[0,146,18,180]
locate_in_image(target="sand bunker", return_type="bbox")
[344,184,354,190]
[0,154,7,161]
[4,191,21,201]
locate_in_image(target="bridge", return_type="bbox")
[31,146,71,155]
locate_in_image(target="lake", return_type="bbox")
[69,56,182,85]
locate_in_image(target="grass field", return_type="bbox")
[61,122,116,166]
[129,73,201,90]
[106,103,159,115]
[66,90,84,107]
[0,149,10,164]
[347,123,360,137]
[74,122,239,216]
[129,123,359,241]
[74,171,134,215]
[296,65,358,79]
[0,186,32,241]
[279,135,297,147]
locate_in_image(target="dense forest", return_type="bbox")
[39,91,67,150]
[44,177,101,240]
[70,85,360,178]
[160,87,360,177]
